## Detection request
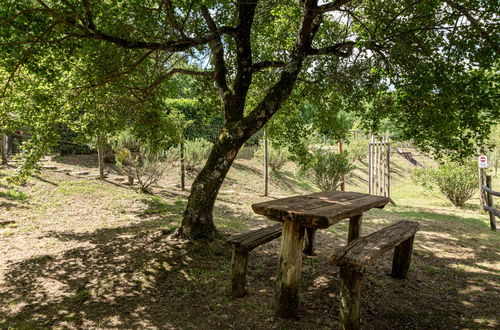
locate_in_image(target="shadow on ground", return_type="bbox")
[0,201,498,329]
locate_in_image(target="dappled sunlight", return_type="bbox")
[1,159,499,328]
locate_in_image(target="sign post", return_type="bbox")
[478,155,488,207]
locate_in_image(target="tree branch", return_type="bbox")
[316,0,352,13]
[230,0,258,121]
[144,68,215,95]
[252,60,286,72]
[307,41,356,57]
[443,0,499,53]
[200,5,230,96]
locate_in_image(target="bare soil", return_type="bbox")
[0,155,498,329]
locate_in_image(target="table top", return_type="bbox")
[252,191,389,229]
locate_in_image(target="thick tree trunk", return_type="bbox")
[177,128,245,239]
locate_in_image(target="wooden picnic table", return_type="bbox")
[251,190,389,318]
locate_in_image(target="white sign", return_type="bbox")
[478,155,488,169]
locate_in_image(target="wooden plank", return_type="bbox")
[252,192,389,229]
[252,192,369,224]
[291,195,389,228]
[227,224,282,252]
[482,184,500,197]
[330,221,419,271]
[483,205,500,219]
[252,191,355,214]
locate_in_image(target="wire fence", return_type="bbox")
[1,129,496,211]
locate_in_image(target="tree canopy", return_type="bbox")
[0,0,498,239]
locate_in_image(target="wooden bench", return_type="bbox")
[228,224,283,297]
[330,221,420,330]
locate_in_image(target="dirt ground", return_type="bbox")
[0,155,499,329]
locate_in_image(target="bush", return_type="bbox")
[299,149,353,191]
[254,142,290,172]
[345,137,367,163]
[183,138,212,173]
[115,147,169,193]
[412,160,478,207]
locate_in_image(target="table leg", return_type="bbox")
[303,227,316,256]
[275,221,305,318]
[347,214,363,243]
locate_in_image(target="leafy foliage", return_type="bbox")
[254,141,290,172]
[413,160,479,207]
[298,149,353,191]
[345,136,368,163]
[183,138,213,174]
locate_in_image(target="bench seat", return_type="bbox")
[228,224,282,297]
[330,220,420,330]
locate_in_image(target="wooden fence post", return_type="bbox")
[479,167,485,208]
[386,135,390,199]
[485,175,497,231]
[180,139,185,191]
[368,136,372,195]
[338,138,345,191]
[0,135,7,165]
[97,137,105,180]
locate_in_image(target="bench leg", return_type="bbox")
[275,221,305,318]
[231,249,249,297]
[303,227,316,256]
[347,215,363,243]
[391,235,415,279]
[339,267,363,330]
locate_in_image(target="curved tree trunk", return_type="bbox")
[177,128,245,239]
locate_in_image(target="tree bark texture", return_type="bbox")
[485,175,497,231]
[231,249,249,297]
[390,236,415,279]
[347,215,363,243]
[0,135,7,165]
[339,267,363,330]
[178,2,321,239]
[275,221,305,318]
[97,142,105,180]
[303,227,316,256]
[178,129,246,239]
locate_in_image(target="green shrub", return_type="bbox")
[345,137,367,163]
[254,142,290,172]
[299,149,353,191]
[412,160,478,207]
[184,138,212,173]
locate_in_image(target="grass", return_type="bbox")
[0,189,28,202]
[0,154,499,329]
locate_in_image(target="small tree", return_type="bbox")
[413,160,479,207]
[299,149,353,191]
[345,137,368,164]
[115,147,169,194]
